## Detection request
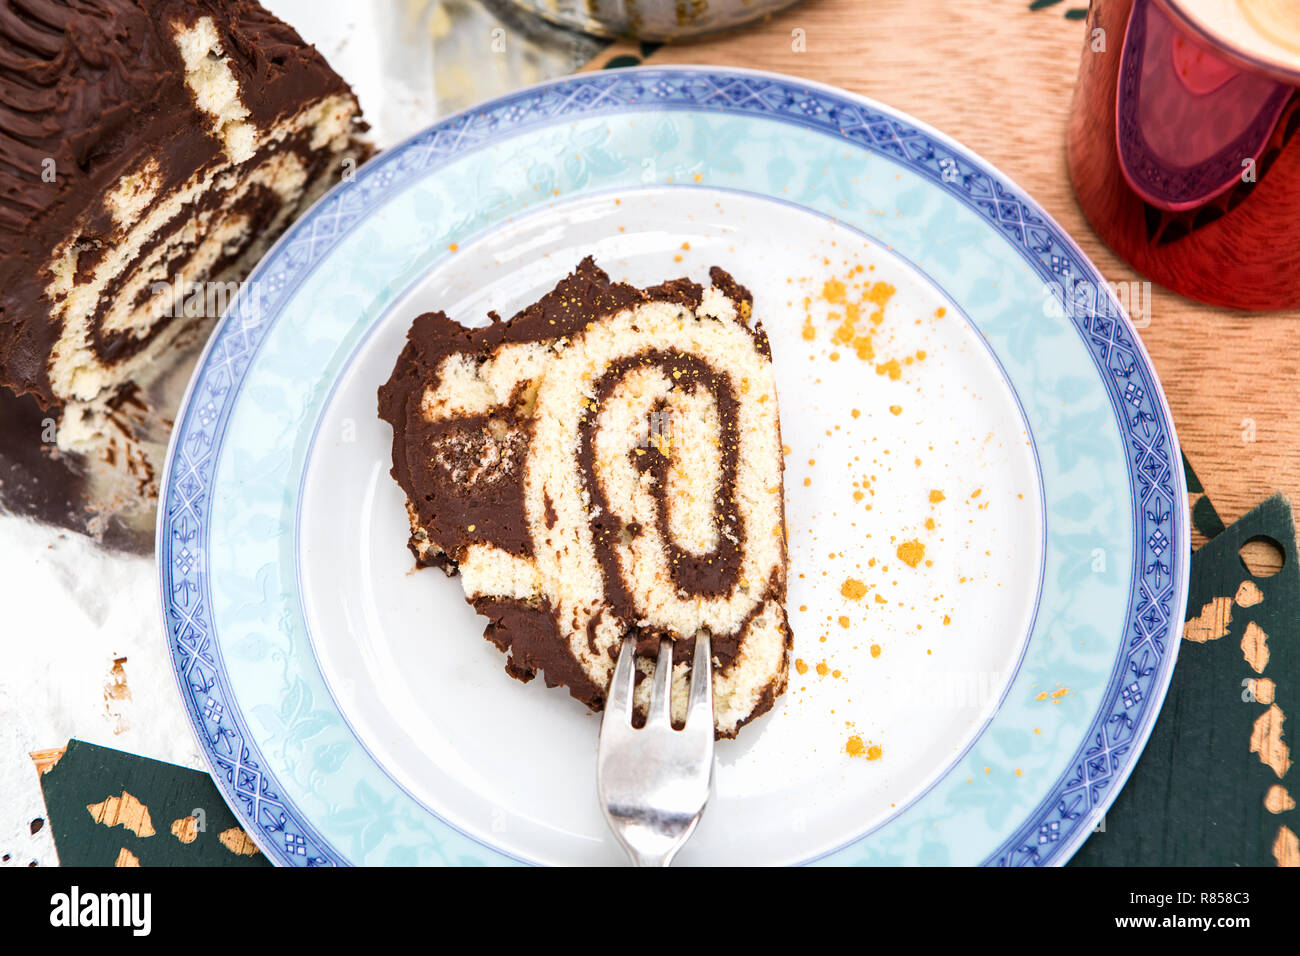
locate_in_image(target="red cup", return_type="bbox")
[1068,0,1300,310]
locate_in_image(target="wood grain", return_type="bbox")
[590,0,1300,535]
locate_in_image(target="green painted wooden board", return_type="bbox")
[39,739,270,867]
[1072,489,1297,866]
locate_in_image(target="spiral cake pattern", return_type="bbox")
[379,258,792,737]
[0,1,368,416]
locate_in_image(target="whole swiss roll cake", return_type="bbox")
[0,0,369,412]
[379,258,793,738]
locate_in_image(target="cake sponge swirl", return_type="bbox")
[379,257,792,737]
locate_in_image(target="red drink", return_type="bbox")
[1069,0,1300,310]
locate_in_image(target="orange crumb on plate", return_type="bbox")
[896,539,925,567]
[840,578,867,600]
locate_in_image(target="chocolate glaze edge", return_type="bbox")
[377,257,787,736]
[0,0,367,407]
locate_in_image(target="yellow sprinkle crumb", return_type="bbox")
[929,489,945,504]
[795,659,808,675]
[840,578,868,600]
[875,359,902,380]
[822,278,847,304]
[896,539,926,568]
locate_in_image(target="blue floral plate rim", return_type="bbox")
[156,65,1190,866]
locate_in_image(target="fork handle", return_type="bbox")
[627,847,677,867]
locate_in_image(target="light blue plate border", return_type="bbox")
[157,66,1189,866]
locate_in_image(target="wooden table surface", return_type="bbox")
[586,0,1300,543]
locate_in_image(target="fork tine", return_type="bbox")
[606,635,637,723]
[687,631,713,730]
[646,637,674,726]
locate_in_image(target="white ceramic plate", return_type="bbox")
[159,67,1189,866]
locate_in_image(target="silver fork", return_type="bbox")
[597,633,715,867]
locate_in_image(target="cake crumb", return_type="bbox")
[896,539,925,568]
[846,736,883,760]
[840,578,867,600]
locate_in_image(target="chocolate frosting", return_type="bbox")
[378,257,763,586]
[379,258,788,735]
[0,0,362,406]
